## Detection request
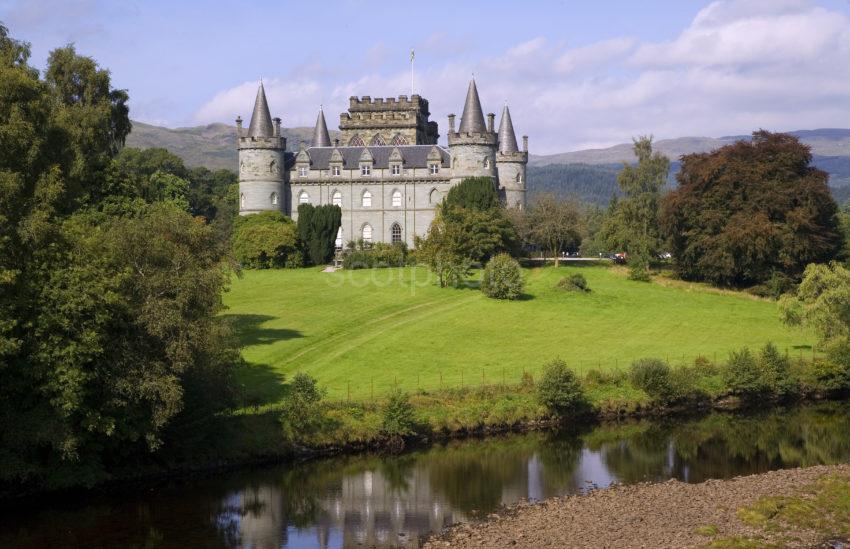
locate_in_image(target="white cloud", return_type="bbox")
[193,0,850,154]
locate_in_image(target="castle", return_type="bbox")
[236,79,528,247]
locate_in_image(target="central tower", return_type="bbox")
[339,95,438,146]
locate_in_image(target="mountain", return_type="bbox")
[125,121,340,171]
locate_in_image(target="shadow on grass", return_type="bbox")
[236,362,289,407]
[223,314,303,346]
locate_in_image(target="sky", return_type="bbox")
[3,0,850,153]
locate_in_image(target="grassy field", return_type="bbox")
[223,264,814,403]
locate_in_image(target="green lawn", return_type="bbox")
[223,265,813,402]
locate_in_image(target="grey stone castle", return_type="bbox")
[236,79,528,247]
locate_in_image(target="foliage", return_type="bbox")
[481,254,524,300]
[443,176,500,211]
[342,241,408,269]
[296,204,342,266]
[629,358,674,403]
[536,360,588,417]
[662,131,843,286]
[556,273,589,292]
[280,373,326,439]
[598,137,670,278]
[232,211,300,268]
[519,194,584,265]
[381,390,417,436]
[723,348,771,401]
[526,163,623,205]
[758,343,796,398]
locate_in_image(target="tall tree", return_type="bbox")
[661,131,842,286]
[523,194,584,266]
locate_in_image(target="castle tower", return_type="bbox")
[237,82,286,215]
[447,79,497,185]
[495,103,528,209]
[312,107,332,147]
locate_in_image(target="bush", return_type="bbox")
[629,358,674,403]
[750,271,797,299]
[280,373,326,439]
[557,273,589,292]
[758,343,797,398]
[481,253,524,300]
[381,390,417,436]
[342,250,373,270]
[537,359,588,417]
[232,211,301,268]
[723,348,771,400]
[342,241,408,270]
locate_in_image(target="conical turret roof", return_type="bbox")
[247,82,274,138]
[458,79,487,134]
[498,103,519,153]
[312,107,332,147]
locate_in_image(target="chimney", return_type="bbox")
[273,117,281,138]
[487,113,495,133]
[235,116,243,137]
[448,114,456,133]
[522,135,528,152]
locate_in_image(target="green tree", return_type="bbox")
[480,253,524,300]
[662,131,842,286]
[296,204,342,266]
[443,176,500,211]
[524,194,583,265]
[537,359,588,418]
[599,137,670,279]
[232,211,300,268]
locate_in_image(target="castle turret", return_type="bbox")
[496,103,528,209]
[448,79,497,184]
[238,82,286,215]
[312,107,332,147]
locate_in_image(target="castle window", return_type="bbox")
[240,193,245,209]
[429,188,440,204]
[361,165,371,176]
[370,134,386,146]
[335,227,343,249]
[484,157,490,169]
[332,190,342,207]
[391,164,401,176]
[299,191,310,204]
[430,164,439,175]
[390,134,408,146]
[298,166,307,177]
[362,223,373,243]
[332,166,341,176]
[391,223,402,244]
[349,134,365,147]
[270,192,278,205]
[362,190,372,208]
[270,159,277,173]
[391,189,402,208]
[516,173,522,183]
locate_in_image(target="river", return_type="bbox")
[3,402,850,548]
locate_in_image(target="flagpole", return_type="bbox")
[410,48,415,96]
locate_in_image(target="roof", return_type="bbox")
[301,145,450,169]
[458,79,487,134]
[498,104,519,153]
[312,109,332,147]
[247,83,274,138]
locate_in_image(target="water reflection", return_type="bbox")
[3,402,850,548]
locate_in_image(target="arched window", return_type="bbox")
[298,191,310,204]
[484,157,490,169]
[335,227,343,249]
[240,193,245,209]
[362,190,372,208]
[369,134,386,146]
[362,223,373,243]
[349,134,365,147]
[516,173,522,183]
[270,192,278,205]
[391,189,402,208]
[269,159,277,174]
[429,188,441,205]
[332,190,342,207]
[390,134,408,146]
[391,223,402,244]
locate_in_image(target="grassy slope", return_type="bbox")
[223,265,812,402]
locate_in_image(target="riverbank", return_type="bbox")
[424,463,850,548]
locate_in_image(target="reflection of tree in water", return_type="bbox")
[591,424,673,484]
[378,453,417,494]
[425,437,538,515]
[535,432,583,489]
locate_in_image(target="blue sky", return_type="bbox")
[3,0,850,152]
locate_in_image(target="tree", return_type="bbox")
[480,253,524,300]
[232,211,300,268]
[662,131,842,286]
[442,176,500,211]
[524,194,583,265]
[414,212,472,287]
[296,204,341,266]
[599,137,670,279]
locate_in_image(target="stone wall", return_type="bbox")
[238,143,285,214]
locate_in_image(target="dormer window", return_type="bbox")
[430,164,439,175]
[332,166,341,176]
[298,166,307,177]
[361,165,371,176]
[391,164,401,176]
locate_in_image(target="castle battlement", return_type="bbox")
[348,95,428,112]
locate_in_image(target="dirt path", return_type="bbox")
[424,464,850,548]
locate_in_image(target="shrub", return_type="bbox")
[280,373,326,439]
[232,211,300,268]
[629,358,674,403]
[370,242,408,267]
[723,348,771,400]
[481,253,524,300]
[381,390,417,436]
[557,273,589,292]
[537,359,588,417]
[749,272,797,299]
[758,343,797,398]
[342,250,373,270]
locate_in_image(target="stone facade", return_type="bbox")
[237,79,528,247]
